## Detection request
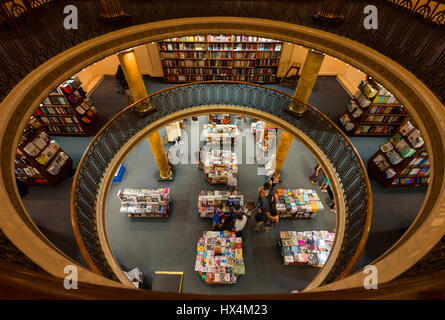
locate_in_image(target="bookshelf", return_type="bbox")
[159,35,282,83]
[15,119,73,187]
[35,77,99,136]
[197,190,244,218]
[367,118,430,188]
[117,188,171,218]
[278,230,335,267]
[271,189,324,219]
[340,77,408,136]
[195,231,245,284]
[203,150,238,185]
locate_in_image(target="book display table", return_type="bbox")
[195,231,245,285]
[202,124,239,145]
[117,188,171,218]
[203,150,238,184]
[197,190,244,218]
[279,231,335,267]
[272,189,324,218]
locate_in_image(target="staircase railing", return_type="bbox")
[70,81,372,286]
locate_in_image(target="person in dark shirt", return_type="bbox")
[212,211,221,230]
[115,65,132,105]
[216,203,225,228]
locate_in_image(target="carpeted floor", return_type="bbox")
[21,75,426,292]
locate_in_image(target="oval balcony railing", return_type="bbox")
[70,81,372,286]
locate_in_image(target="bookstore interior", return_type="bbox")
[17,34,429,293]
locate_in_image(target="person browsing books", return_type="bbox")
[232,212,248,236]
[216,203,225,228]
[211,211,221,230]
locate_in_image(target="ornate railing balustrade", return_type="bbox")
[0,0,443,103]
[71,82,372,285]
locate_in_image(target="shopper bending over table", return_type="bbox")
[320,177,330,192]
[253,206,266,231]
[211,211,221,231]
[232,212,248,237]
[264,211,279,232]
[216,203,225,228]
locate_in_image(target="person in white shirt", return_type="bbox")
[233,212,248,236]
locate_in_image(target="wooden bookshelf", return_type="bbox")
[367,118,430,188]
[35,77,99,136]
[159,35,282,83]
[340,77,408,137]
[15,120,73,187]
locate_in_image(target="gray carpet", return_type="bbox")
[21,76,426,292]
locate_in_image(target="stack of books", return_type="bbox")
[279,231,335,267]
[117,188,171,218]
[203,150,238,184]
[197,190,244,218]
[272,189,324,218]
[195,231,245,284]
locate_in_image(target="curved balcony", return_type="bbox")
[0,1,444,296]
[71,81,372,288]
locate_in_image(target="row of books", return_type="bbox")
[195,231,244,284]
[208,51,232,59]
[209,43,233,51]
[233,43,257,51]
[257,59,279,66]
[202,124,239,143]
[256,51,280,59]
[15,166,40,177]
[162,60,207,67]
[355,125,397,135]
[273,189,324,218]
[408,157,429,167]
[42,95,68,106]
[363,115,403,123]
[258,43,281,51]
[279,231,335,266]
[207,35,233,42]
[37,106,74,115]
[163,36,207,42]
[399,167,430,177]
[38,116,80,125]
[159,42,206,51]
[232,68,254,75]
[392,177,430,185]
[198,190,244,218]
[160,51,207,59]
[163,75,277,82]
[367,105,406,114]
[358,79,400,104]
[45,125,85,134]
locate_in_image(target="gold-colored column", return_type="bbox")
[118,49,172,179]
[274,49,325,174]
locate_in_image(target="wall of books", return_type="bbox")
[368,119,430,188]
[340,76,408,136]
[159,35,282,83]
[35,77,99,136]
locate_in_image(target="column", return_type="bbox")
[274,49,325,174]
[118,50,172,179]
